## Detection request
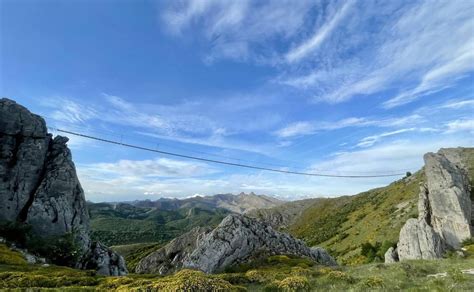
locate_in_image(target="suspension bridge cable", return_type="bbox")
[51,127,407,178]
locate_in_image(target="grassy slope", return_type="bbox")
[288,147,474,265]
[288,171,422,264]
[89,204,229,246]
[1,248,473,291]
[110,242,163,272]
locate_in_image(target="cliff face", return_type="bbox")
[137,214,336,274]
[386,148,473,263]
[0,98,127,276]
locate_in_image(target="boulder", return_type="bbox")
[397,218,444,260]
[138,214,336,274]
[0,98,127,276]
[384,247,398,264]
[79,242,128,276]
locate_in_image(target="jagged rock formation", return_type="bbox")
[137,214,336,274]
[386,148,473,263]
[424,150,472,248]
[0,98,127,276]
[135,227,211,275]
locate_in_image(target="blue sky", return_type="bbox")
[1,0,473,202]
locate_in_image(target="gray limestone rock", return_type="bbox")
[397,218,445,261]
[79,242,128,276]
[0,98,50,222]
[135,227,211,275]
[0,98,127,276]
[384,247,398,263]
[138,214,336,274]
[423,150,472,248]
[184,214,336,273]
[389,148,473,263]
[26,135,91,252]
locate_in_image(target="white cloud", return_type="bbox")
[45,98,98,124]
[280,0,474,106]
[274,121,315,138]
[78,134,474,202]
[82,157,215,178]
[161,0,316,63]
[444,119,474,133]
[285,0,354,63]
[42,94,280,155]
[441,99,474,110]
[356,128,416,148]
[274,114,423,138]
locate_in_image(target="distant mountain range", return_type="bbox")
[125,192,284,214]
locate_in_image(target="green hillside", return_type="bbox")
[287,148,474,265]
[289,172,422,265]
[89,203,229,246]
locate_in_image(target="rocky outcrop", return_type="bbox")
[384,247,398,263]
[135,227,211,275]
[79,242,128,276]
[386,148,473,263]
[137,214,336,274]
[0,98,127,276]
[397,218,445,260]
[424,150,472,248]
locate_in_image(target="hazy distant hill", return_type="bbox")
[88,192,282,246]
[130,192,283,214]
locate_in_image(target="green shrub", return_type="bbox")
[101,269,243,291]
[0,221,31,246]
[0,271,100,288]
[361,276,384,288]
[448,268,465,282]
[326,270,356,284]
[0,244,27,265]
[360,240,395,263]
[27,232,82,266]
[277,276,310,291]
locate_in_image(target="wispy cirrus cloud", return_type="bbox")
[274,114,423,138]
[282,1,474,106]
[41,94,281,154]
[285,0,354,63]
[80,157,215,178]
[440,99,474,110]
[160,0,316,63]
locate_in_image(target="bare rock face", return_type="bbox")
[138,214,336,274]
[135,227,211,275]
[25,136,91,252]
[0,98,50,223]
[0,98,126,276]
[424,150,472,248]
[397,218,445,260]
[387,148,473,263]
